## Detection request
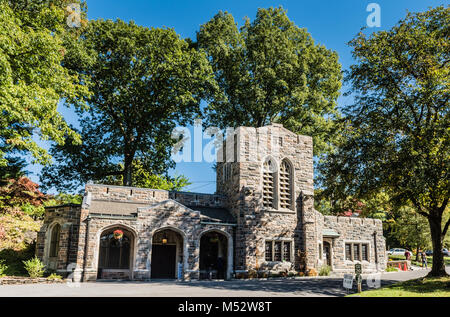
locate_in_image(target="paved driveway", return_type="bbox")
[0,267,444,297]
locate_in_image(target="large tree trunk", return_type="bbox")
[123,154,133,187]
[428,214,448,277]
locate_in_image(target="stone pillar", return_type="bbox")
[301,191,317,271]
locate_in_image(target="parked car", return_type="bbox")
[425,249,450,257]
[387,248,411,256]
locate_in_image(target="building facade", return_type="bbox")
[36,124,386,281]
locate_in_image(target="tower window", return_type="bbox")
[279,159,293,209]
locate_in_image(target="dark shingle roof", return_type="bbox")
[188,206,236,224]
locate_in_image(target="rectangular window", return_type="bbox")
[345,244,352,260]
[274,241,282,261]
[283,242,291,261]
[265,242,273,261]
[265,240,293,262]
[353,244,360,261]
[362,244,368,261]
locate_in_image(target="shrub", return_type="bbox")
[0,260,8,277]
[248,269,257,279]
[23,256,45,278]
[306,268,318,277]
[47,273,62,280]
[319,265,331,276]
[385,266,398,272]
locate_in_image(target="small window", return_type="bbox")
[345,244,352,261]
[265,240,292,262]
[362,244,368,261]
[346,242,369,261]
[283,242,291,261]
[353,244,360,261]
[274,241,282,261]
[49,224,61,257]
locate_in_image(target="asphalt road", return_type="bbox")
[0,267,444,297]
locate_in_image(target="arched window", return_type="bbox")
[98,229,131,269]
[279,159,293,209]
[49,224,61,257]
[263,158,276,208]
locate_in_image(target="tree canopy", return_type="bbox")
[318,6,449,276]
[197,7,342,155]
[41,19,217,190]
[0,0,89,166]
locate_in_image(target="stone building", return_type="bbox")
[36,124,386,281]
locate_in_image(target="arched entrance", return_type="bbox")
[97,227,134,279]
[151,228,184,279]
[199,231,228,280]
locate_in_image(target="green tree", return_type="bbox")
[41,19,217,190]
[197,7,342,155]
[101,160,191,191]
[0,0,89,166]
[390,206,431,261]
[318,7,449,276]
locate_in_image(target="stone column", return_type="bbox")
[301,191,317,271]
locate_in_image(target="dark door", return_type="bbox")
[323,242,331,266]
[151,244,176,278]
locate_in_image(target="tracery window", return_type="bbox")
[279,159,293,209]
[263,158,275,208]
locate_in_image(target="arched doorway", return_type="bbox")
[199,231,228,280]
[151,228,184,279]
[97,227,134,279]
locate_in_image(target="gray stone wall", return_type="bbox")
[36,204,82,274]
[216,124,315,272]
[318,215,386,273]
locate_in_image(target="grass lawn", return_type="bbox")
[349,276,450,297]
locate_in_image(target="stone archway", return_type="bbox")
[199,230,232,280]
[97,226,135,280]
[151,228,184,279]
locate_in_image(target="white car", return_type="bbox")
[387,248,411,256]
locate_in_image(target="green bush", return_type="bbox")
[0,260,8,277]
[385,266,398,272]
[0,242,36,276]
[319,265,331,276]
[23,256,45,278]
[47,273,62,280]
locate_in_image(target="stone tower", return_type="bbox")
[216,123,319,273]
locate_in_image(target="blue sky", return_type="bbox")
[27,0,446,194]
